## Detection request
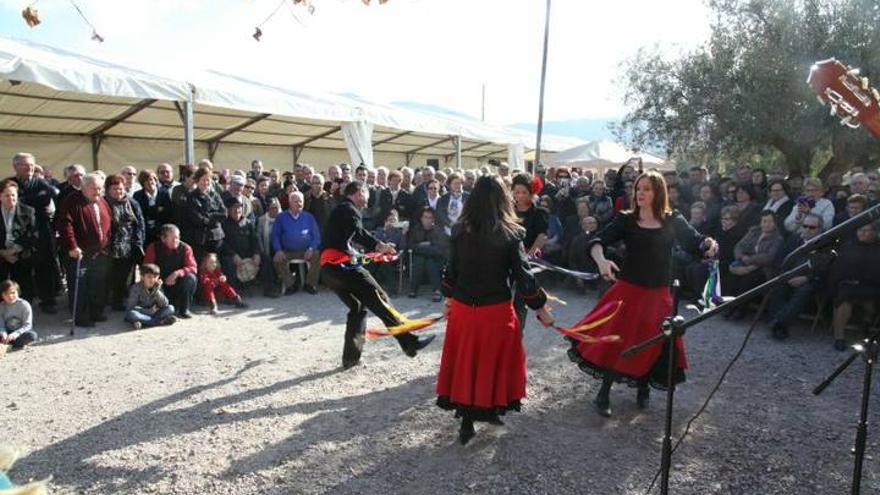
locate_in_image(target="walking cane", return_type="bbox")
[70,256,83,336]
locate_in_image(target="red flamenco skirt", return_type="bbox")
[567,279,688,389]
[436,299,526,420]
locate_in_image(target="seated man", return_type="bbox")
[767,213,826,340]
[143,224,198,318]
[406,207,449,301]
[271,191,322,295]
[220,197,260,290]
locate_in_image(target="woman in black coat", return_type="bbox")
[184,168,226,263]
[104,174,145,310]
[132,169,173,245]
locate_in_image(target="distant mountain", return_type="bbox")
[513,118,619,142]
[344,97,619,143]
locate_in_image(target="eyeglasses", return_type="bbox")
[803,225,819,230]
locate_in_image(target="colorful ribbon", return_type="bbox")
[366,315,443,340]
[528,256,599,281]
[549,300,623,344]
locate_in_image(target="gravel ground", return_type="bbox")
[1,285,878,494]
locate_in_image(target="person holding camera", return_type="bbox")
[784,177,835,234]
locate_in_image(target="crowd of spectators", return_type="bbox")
[0,152,878,353]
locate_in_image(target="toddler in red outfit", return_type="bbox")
[199,253,247,314]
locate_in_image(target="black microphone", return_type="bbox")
[782,203,880,269]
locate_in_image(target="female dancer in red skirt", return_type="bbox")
[436,175,553,444]
[568,170,717,417]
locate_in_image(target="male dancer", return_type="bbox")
[321,181,435,369]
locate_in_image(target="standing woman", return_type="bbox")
[184,168,226,262]
[511,173,548,332]
[132,170,173,246]
[567,171,717,418]
[437,175,553,445]
[104,174,145,311]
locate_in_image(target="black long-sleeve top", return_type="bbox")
[184,188,226,245]
[220,217,259,258]
[322,198,378,253]
[442,225,547,308]
[588,211,706,288]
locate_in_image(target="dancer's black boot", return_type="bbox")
[593,375,613,418]
[459,416,476,445]
[636,379,650,409]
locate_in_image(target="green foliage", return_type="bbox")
[616,0,880,176]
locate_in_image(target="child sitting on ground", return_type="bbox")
[0,280,36,350]
[125,263,177,330]
[199,253,247,315]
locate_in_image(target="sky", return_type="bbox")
[1,0,712,127]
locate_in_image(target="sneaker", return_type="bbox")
[160,316,177,326]
[131,321,142,330]
[178,310,194,319]
[303,284,318,295]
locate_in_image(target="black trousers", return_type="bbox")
[164,273,197,315]
[66,253,108,323]
[321,263,418,365]
[108,257,135,309]
[0,257,36,302]
[34,231,60,306]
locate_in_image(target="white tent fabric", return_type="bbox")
[341,120,374,168]
[0,36,190,102]
[546,140,669,170]
[0,35,585,172]
[507,143,525,170]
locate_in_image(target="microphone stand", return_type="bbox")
[813,330,879,495]
[623,253,829,495]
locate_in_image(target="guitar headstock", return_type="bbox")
[808,58,880,138]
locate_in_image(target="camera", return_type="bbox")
[797,196,816,209]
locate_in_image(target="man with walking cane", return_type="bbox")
[56,173,111,328]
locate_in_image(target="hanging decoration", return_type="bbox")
[69,0,104,42]
[22,6,41,27]
[254,0,389,41]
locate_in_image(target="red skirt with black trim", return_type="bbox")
[436,299,526,419]
[567,279,687,389]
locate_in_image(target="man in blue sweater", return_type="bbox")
[272,191,322,294]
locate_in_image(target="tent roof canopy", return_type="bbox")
[546,140,670,170]
[0,35,582,163]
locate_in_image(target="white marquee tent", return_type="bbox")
[0,35,583,175]
[546,140,671,171]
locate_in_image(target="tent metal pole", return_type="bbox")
[183,97,195,165]
[456,135,462,169]
[533,0,551,175]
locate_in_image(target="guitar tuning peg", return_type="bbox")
[847,68,861,77]
[862,77,870,91]
[816,96,826,106]
[873,88,880,102]
[830,103,839,116]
